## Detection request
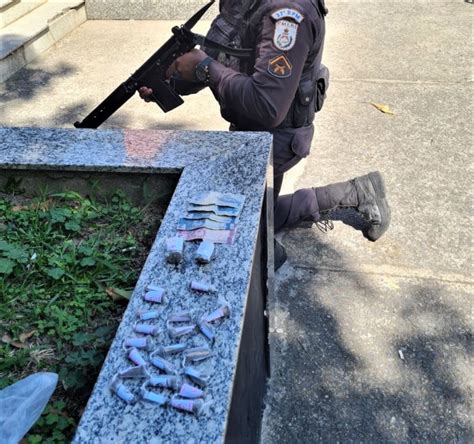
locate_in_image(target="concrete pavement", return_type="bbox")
[0,1,472,442]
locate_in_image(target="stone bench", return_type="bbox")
[0,126,273,443]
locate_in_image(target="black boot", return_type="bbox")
[353,171,390,241]
[314,171,390,241]
[274,239,287,271]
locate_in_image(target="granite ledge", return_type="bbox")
[0,127,270,174]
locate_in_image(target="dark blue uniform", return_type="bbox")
[205,0,329,231]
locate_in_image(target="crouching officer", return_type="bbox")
[139,0,390,269]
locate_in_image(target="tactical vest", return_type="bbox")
[205,0,329,129]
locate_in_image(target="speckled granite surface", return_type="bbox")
[0,126,272,443]
[0,127,266,173]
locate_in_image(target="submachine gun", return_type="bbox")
[74,0,251,129]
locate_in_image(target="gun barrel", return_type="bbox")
[74,83,135,129]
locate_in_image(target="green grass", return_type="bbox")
[0,190,162,443]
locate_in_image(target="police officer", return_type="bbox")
[139,0,390,269]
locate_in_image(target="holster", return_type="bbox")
[279,63,330,129]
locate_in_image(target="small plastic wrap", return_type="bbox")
[128,348,147,367]
[118,366,149,379]
[165,236,184,264]
[190,280,215,293]
[148,375,181,391]
[194,240,215,264]
[147,284,165,292]
[202,302,231,324]
[167,324,197,339]
[183,346,212,364]
[183,367,210,387]
[150,353,178,374]
[138,310,160,321]
[144,288,166,304]
[134,323,159,336]
[110,375,135,404]
[167,310,194,323]
[178,383,205,399]
[156,343,187,355]
[141,387,168,406]
[198,321,215,343]
[170,397,208,415]
[124,336,152,350]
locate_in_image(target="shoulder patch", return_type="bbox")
[273,19,298,51]
[268,54,293,78]
[271,8,304,23]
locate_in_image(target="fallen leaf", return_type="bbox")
[370,102,395,115]
[11,205,28,212]
[2,333,13,344]
[106,287,132,303]
[19,330,37,343]
[32,199,54,211]
[11,341,28,349]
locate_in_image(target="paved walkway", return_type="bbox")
[1,2,472,442]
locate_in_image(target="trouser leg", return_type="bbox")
[274,180,357,232]
[271,126,316,232]
[275,189,320,232]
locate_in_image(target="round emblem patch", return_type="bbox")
[273,20,298,51]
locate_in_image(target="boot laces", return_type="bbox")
[315,205,355,233]
[315,212,334,233]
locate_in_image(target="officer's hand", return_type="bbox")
[138,86,153,102]
[166,49,208,82]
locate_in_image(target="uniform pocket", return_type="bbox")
[292,79,316,127]
[290,125,314,159]
[272,126,314,175]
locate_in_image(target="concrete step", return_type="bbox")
[1,0,46,29]
[0,0,86,83]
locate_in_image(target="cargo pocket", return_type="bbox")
[273,126,314,175]
[290,125,314,159]
[292,79,316,127]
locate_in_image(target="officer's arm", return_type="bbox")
[208,7,313,128]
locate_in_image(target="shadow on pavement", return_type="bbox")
[266,228,472,443]
[1,63,76,103]
[1,64,191,130]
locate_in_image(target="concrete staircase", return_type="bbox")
[1,0,86,82]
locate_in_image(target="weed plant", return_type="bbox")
[0,190,162,442]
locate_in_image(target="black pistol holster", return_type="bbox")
[279,63,330,129]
